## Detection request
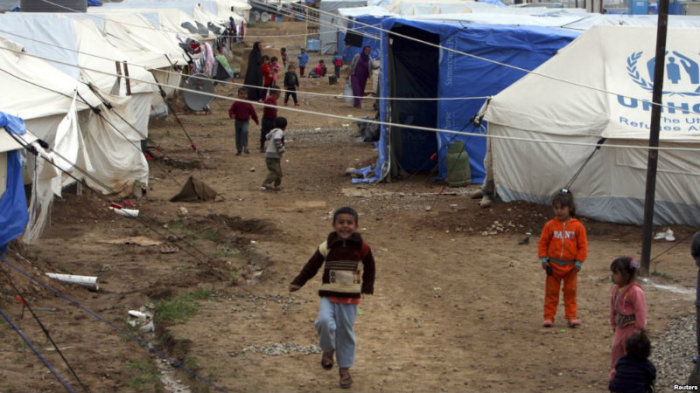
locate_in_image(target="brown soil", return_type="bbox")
[0,21,696,393]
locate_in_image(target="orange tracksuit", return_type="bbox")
[538,217,588,321]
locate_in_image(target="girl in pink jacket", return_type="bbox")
[609,256,647,380]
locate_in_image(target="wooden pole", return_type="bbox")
[123,61,132,96]
[114,61,122,94]
[640,0,670,275]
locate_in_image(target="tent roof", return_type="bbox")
[484,25,700,142]
[382,16,580,42]
[561,13,700,30]
[0,36,102,120]
[338,5,395,17]
[0,13,156,95]
[78,11,188,67]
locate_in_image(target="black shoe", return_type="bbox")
[236,151,241,156]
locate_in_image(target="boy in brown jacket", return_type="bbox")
[289,207,376,389]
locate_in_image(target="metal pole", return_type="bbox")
[640,0,670,275]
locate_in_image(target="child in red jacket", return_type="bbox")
[260,55,272,100]
[538,189,588,328]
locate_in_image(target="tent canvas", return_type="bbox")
[483,26,700,225]
[337,9,394,62]
[0,14,151,194]
[319,0,367,55]
[363,18,578,184]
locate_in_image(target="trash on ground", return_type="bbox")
[46,273,99,291]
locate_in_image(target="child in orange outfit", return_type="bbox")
[538,189,588,328]
[609,256,647,381]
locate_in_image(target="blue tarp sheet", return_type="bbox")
[0,112,28,253]
[338,15,385,63]
[363,19,579,183]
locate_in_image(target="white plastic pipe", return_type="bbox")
[45,273,99,290]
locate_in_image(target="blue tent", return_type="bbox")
[0,112,28,254]
[358,19,579,183]
[338,14,385,63]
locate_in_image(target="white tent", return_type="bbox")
[319,0,367,55]
[0,14,151,196]
[0,34,148,241]
[78,11,188,69]
[101,0,248,25]
[483,26,700,226]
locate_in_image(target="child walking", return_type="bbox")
[538,189,588,328]
[333,51,343,79]
[227,88,259,155]
[609,256,647,380]
[261,116,287,191]
[289,206,376,389]
[259,87,280,152]
[280,47,288,68]
[609,330,656,393]
[260,55,272,100]
[284,63,300,106]
[271,56,281,86]
[297,47,309,77]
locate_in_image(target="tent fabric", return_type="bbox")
[363,18,578,183]
[337,13,387,62]
[319,0,368,55]
[0,14,156,96]
[0,113,28,253]
[483,26,700,225]
[76,12,188,68]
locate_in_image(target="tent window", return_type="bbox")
[0,152,7,198]
[388,25,440,175]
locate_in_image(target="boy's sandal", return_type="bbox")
[339,369,353,389]
[568,319,581,328]
[321,351,334,370]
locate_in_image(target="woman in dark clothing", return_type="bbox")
[347,46,374,108]
[244,41,264,101]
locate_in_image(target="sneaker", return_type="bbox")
[543,319,553,328]
[567,319,581,328]
[294,103,300,107]
[235,151,241,156]
[272,185,282,191]
[244,148,250,154]
[261,184,270,191]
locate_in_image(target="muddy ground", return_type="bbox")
[0,21,698,393]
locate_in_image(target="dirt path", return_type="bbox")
[0,21,697,393]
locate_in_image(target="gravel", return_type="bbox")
[230,343,321,357]
[652,314,697,392]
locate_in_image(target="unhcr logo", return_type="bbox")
[626,50,700,96]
